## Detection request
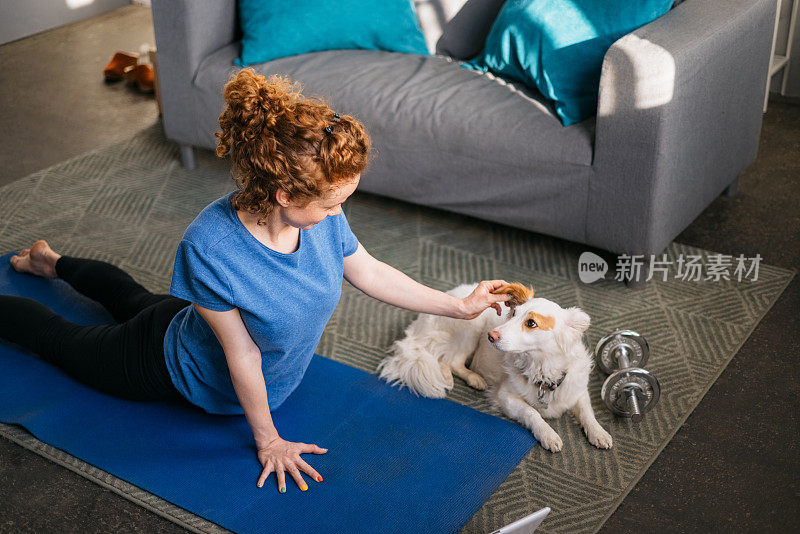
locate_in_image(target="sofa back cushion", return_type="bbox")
[236,0,429,67]
[423,0,682,60]
[462,0,674,126]
[414,0,507,59]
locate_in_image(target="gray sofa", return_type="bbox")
[151,0,776,262]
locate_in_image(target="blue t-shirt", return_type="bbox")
[163,190,359,415]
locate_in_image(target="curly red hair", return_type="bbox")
[216,68,371,225]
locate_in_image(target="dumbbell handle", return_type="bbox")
[623,386,643,423]
[617,346,645,422]
[615,345,632,369]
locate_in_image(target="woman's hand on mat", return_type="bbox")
[256,437,327,493]
[458,280,511,319]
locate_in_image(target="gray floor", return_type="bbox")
[0,4,798,533]
[0,5,158,185]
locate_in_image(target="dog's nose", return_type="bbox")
[488,330,500,343]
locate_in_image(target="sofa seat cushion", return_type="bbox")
[193,44,595,167]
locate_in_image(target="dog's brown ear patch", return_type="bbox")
[491,282,534,307]
[524,311,556,331]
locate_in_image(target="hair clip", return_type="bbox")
[324,112,340,135]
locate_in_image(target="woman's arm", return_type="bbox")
[192,304,326,492]
[192,304,278,445]
[343,244,510,319]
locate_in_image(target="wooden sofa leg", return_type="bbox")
[624,255,650,290]
[180,144,197,170]
[625,276,648,290]
[723,177,739,197]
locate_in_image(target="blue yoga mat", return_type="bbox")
[0,252,536,533]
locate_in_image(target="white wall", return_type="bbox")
[0,0,129,46]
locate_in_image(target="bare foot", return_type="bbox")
[9,240,62,279]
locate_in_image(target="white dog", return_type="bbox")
[378,282,612,452]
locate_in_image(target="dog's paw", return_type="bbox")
[536,428,563,453]
[587,426,613,449]
[466,372,487,390]
[438,362,455,388]
[443,371,454,389]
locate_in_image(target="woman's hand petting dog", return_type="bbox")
[256,436,327,493]
[457,280,512,319]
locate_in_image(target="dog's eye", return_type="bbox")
[526,319,537,329]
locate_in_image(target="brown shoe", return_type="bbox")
[123,63,155,93]
[103,51,138,81]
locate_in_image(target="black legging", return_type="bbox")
[0,255,189,401]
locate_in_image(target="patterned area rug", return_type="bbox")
[0,125,794,533]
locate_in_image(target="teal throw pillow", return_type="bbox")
[236,0,430,67]
[464,0,674,126]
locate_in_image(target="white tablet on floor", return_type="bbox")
[490,507,551,534]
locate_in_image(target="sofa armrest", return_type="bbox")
[588,0,776,256]
[151,0,237,147]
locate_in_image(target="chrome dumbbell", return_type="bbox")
[594,329,661,423]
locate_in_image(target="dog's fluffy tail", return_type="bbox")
[377,319,453,398]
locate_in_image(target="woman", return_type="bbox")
[2,68,510,494]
